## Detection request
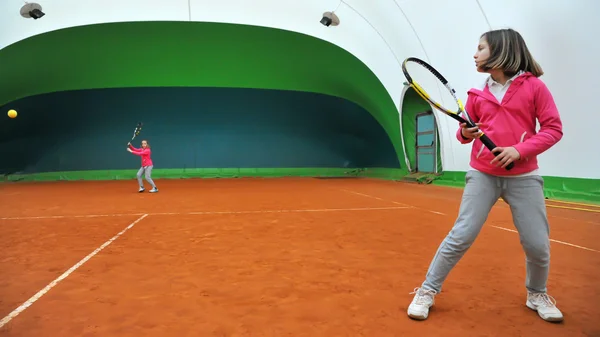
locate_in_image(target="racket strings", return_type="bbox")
[404,61,460,114]
[416,60,449,85]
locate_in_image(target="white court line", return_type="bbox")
[185,206,409,215]
[340,189,402,204]
[133,207,409,216]
[339,189,597,253]
[0,207,409,221]
[491,225,600,253]
[0,213,145,220]
[0,213,149,329]
[340,189,447,216]
[493,204,600,225]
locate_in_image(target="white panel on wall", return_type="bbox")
[478,0,599,178]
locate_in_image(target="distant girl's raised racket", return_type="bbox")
[401,57,514,170]
[129,122,143,144]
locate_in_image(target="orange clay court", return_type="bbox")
[0,177,599,337]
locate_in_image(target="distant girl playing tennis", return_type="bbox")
[407,28,564,322]
[127,140,158,193]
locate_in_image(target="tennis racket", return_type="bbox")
[129,122,143,144]
[401,57,514,170]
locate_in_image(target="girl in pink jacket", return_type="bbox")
[127,140,158,193]
[407,28,563,323]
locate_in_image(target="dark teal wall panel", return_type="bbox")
[0,87,399,174]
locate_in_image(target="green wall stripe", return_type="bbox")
[0,21,403,164]
[3,167,597,204]
[1,167,404,182]
[434,171,600,204]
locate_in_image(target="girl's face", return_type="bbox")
[141,140,148,148]
[474,37,491,73]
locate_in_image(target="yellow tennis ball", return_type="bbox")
[7,109,17,118]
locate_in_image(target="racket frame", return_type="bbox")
[129,122,143,143]
[401,57,514,170]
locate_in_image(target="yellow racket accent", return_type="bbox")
[411,83,431,101]
[456,98,465,112]
[411,82,448,113]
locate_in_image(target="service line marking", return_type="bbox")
[0,214,149,329]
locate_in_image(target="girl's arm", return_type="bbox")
[513,81,563,158]
[128,143,140,151]
[130,148,150,156]
[456,94,478,144]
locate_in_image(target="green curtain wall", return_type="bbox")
[0,21,404,164]
[434,172,600,204]
[0,21,597,203]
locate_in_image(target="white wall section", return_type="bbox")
[0,0,596,178]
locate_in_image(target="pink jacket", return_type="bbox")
[129,144,154,167]
[457,72,563,176]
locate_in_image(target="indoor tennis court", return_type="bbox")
[1,178,598,336]
[2,1,599,336]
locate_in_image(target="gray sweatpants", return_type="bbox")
[137,165,156,189]
[422,170,550,293]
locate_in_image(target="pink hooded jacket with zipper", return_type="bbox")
[457,72,563,176]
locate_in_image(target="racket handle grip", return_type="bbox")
[479,134,515,170]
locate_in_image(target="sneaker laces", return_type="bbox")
[530,292,557,308]
[409,287,437,305]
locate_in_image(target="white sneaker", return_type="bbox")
[526,291,564,322]
[138,187,145,193]
[149,187,158,193]
[407,287,437,320]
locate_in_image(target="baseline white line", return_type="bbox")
[340,189,405,205]
[0,207,411,221]
[0,213,149,329]
[185,206,408,215]
[490,225,600,253]
[0,213,145,220]
[340,189,447,216]
[492,203,600,225]
[546,204,600,213]
[147,206,409,216]
[337,189,597,253]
